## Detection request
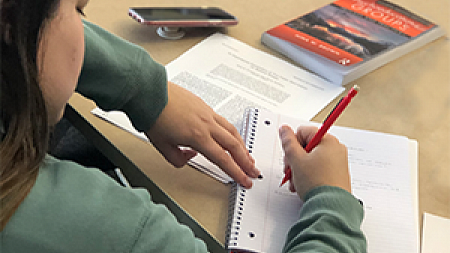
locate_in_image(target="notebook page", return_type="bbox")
[228,108,417,253]
[227,109,303,253]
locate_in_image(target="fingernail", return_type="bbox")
[244,177,253,189]
[255,168,262,178]
[251,167,260,178]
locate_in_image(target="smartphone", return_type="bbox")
[128,7,238,27]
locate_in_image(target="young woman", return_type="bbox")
[0,0,366,252]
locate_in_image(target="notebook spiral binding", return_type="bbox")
[225,108,259,249]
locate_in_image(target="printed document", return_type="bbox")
[166,33,344,131]
[93,33,344,183]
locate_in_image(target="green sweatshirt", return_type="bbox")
[0,21,366,253]
[77,21,168,132]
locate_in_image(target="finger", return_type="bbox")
[181,148,199,161]
[154,142,196,168]
[319,133,342,146]
[289,181,296,193]
[214,114,247,148]
[279,125,307,158]
[283,163,289,173]
[214,115,256,165]
[295,125,320,147]
[210,123,260,178]
[196,139,253,189]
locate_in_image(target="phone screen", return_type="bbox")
[130,7,237,21]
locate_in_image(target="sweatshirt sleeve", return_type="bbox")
[76,20,168,132]
[3,155,210,253]
[283,186,367,253]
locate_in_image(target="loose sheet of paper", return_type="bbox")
[421,212,450,253]
[166,33,344,132]
[329,126,419,253]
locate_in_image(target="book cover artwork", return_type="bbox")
[267,0,436,66]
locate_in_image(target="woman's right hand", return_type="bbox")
[279,125,351,200]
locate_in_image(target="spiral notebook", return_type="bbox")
[225,108,419,253]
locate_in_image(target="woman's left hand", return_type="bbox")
[145,82,259,189]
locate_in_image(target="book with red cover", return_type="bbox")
[261,0,444,85]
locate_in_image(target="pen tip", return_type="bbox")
[352,85,360,92]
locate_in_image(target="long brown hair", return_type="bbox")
[0,0,60,230]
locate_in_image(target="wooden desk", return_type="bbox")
[71,0,449,250]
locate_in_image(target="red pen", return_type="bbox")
[280,85,360,187]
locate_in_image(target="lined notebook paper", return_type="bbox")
[226,108,419,253]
